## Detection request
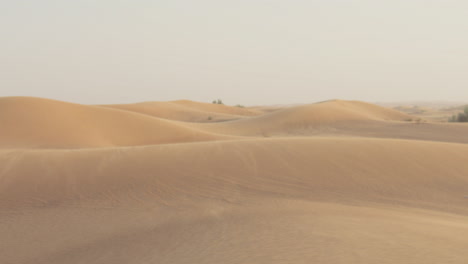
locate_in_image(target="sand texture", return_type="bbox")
[2,97,468,264]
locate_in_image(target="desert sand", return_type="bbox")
[2,96,468,264]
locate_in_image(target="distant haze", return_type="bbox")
[1,0,468,105]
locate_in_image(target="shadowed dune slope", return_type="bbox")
[315,120,468,144]
[2,138,468,263]
[100,100,258,122]
[193,100,416,135]
[0,97,229,148]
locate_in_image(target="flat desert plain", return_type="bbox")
[2,96,468,264]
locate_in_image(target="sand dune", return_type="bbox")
[2,138,468,210]
[191,99,417,135]
[249,99,415,124]
[101,100,261,123]
[171,100,262,116]
[188,100,468,144]
[2,138,468,263]
[0,97,230,148]
[2,97,468,264]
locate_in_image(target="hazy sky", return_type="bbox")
[1,0,467,105]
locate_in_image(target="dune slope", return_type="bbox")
[1,138,468,263]
[100,101,257,122]
[171,100,261,116]
[0,97,229,148]
[1,138,468,209]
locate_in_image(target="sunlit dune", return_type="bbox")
[0,97,231,149]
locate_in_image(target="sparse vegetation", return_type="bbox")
[235,104,245,108]
[207,116,212,121]
[448,106,468,122]
[212,99,224,105]
[405,118,425,124]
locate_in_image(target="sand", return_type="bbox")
[101,100,261,123]
[2,96,468,264]
[0,97,232,149]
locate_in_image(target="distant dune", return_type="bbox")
[2,97,468,264]
[191,99,416,135]
[171,99,262,116]
[238,99,415,126]
[101,100,261,123]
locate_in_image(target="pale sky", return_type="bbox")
[1,0,467,105]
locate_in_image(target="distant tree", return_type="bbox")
[448,106,468,122]
[449,114,457,122]
[212,100,217,104]
[458,112,468,122]
[217,99,223,105]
